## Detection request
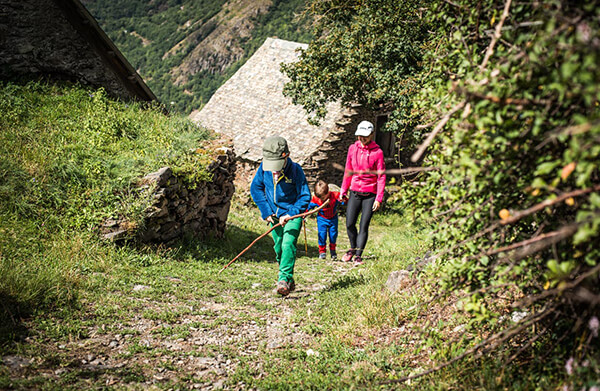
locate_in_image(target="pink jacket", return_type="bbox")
[340,140,386,203]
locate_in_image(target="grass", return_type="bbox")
[0,80,214,338]
[0,81,590,390]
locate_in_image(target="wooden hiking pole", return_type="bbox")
[303,218,308,255]
[219,199,329,274]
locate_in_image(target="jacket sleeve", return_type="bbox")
[286,164,311,217]
[340,145,353,197]
[375,150,386,203]
[250,164,274,219]
[307,195,319,211]
[332,191,344,207]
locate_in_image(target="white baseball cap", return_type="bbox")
[355,120,374,136]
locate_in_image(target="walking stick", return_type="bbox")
[303,218,308,255]
[219,199,329,274]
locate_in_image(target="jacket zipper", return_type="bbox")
[273,172,279,217]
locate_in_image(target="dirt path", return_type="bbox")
[2,251,358,389]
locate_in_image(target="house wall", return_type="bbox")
[231,105,394,197]
[0,0,153,101]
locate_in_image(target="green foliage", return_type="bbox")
[284,0,600,386]
[282,0,426,128]
[0,81,213,323]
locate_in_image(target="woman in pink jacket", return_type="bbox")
[340,120,386,265]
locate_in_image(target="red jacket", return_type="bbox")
[309,191,341,219]
[340,140,386,203]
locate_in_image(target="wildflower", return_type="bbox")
[565,357,574,375]
[589,316,599,338]
[511,311,528,323]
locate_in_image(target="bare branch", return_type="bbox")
[483,223,579,258]
[411,101,466,162]
[480,0,512,70]
[330,162,438,175]
[513,263,600,308]
[501,185,600,225]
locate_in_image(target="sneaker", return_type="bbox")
[319,252,327,260]
[341,250,354,262]
[331,252,337,261]
[289,280,296,292]
[353,256,364,266]
[277,280,290,296]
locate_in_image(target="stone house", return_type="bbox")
[191,37,397,187]
[0,0,156,102]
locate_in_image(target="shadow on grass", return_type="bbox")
[325,273,366,292]
[172,224,322,265]
[0,294,30,346]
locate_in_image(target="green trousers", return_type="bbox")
[271,218,302,283]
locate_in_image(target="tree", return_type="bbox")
[282,0,426,130]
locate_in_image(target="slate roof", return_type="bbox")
[191,37,343,164]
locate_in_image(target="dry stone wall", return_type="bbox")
[101,147,236,243]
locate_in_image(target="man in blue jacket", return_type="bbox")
[250,136,310,296]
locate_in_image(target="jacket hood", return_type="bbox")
[355,140,380,151]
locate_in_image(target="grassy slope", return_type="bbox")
[0,82,568,389]
[0,81,213,333]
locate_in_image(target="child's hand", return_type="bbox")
[265,215,276,224]
[279,215,291,226]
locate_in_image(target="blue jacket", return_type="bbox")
[250,158,311,220]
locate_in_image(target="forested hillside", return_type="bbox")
[82,0,312,114]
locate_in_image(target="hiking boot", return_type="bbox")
[318,252,327,260]
[341,250,354,262]
[277,280,290,296]
[353,256,364,266]
[330,251,337,261]
[289,280,296,292]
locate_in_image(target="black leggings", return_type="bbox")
[346,191,376,257]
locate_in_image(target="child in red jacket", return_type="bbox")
[308,180,343,260]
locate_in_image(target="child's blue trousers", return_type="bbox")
[317,215,338,253]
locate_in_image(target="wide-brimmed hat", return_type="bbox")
[355,120,374,136]
[262,136,289,171]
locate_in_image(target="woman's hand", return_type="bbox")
[372,200,381,212]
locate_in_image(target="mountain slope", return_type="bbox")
[82,0,312,114]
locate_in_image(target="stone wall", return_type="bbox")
[101,147,236,242]
[231,105,389,193]
[0,0,154,102]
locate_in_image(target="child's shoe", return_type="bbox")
[277,280,290,296]
[289,279,296,292]
[341,250,354,262]
[353,256,364,266]
[330,251,337,261]
[319,252,327,260]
